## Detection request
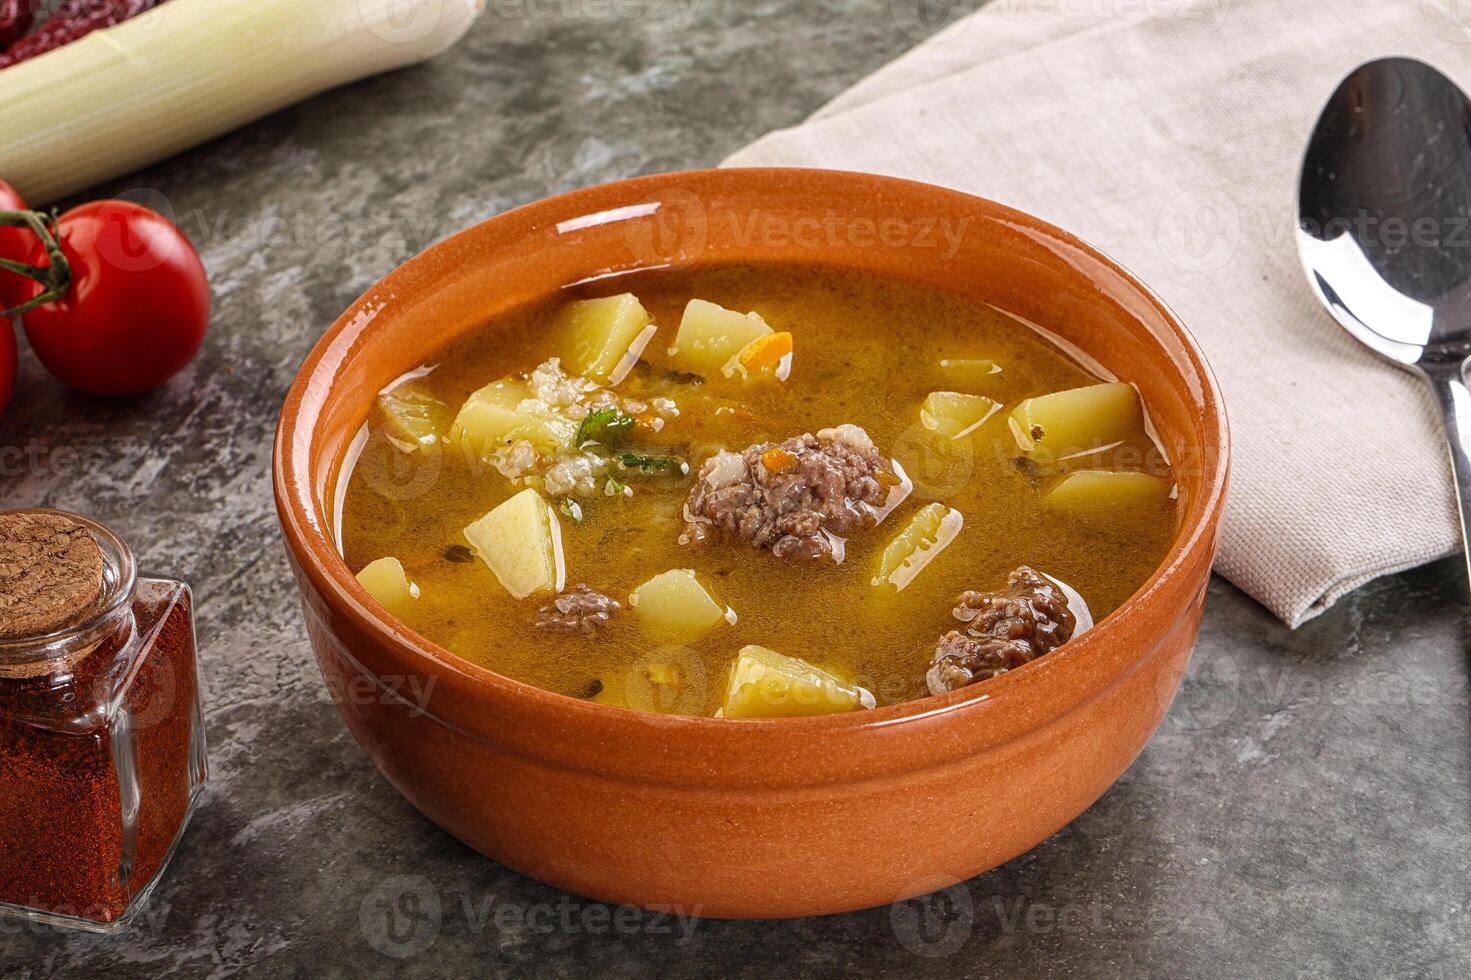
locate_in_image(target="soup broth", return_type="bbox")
[340,264,1178,715]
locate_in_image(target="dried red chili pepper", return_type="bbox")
[0,1,36,50]
[0,0,168,70]
[0,510,207,932]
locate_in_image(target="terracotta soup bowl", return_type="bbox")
[273,168,1229,920]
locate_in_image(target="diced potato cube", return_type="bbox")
[1010,382,1144,460]
[377,380,450,452]
[448,378,526,450]
[920,391,1001,440]
[356,557,419,611]
[629,568,730,642]
[937,358,1002,391]
[1043,470,1173,514]
[669,299,774,374]
[553,293,656,384]
[722,331,793,382]
[448,378,574,459]
[462,489,566,599]
[873,502,964,592]
[723,645,874,719]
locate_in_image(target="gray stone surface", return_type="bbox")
[1,2,1468,977]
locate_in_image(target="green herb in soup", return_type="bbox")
[341,265,1178,717]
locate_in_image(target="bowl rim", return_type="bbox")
[273,166,1230,742]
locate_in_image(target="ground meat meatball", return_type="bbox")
[535,584,620,635]
[926,566,1077,695]
[683,425,898,561]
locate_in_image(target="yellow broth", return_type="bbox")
[340,264,1178,711]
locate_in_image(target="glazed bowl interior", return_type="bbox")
[276,167,1228,753]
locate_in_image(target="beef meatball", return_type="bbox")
[535,584,621,635]
[682,424,899,561]
[927,566,1078,694]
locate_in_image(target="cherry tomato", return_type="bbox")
[0,179,30,311]
[0,316,14,418]
[16,200,210,396]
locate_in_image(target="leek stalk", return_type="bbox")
[0,0,486,202]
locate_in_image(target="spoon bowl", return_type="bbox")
[1298,57,1471,575]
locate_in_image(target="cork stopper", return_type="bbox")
[0,512,107,641]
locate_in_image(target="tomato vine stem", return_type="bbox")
[0,210,71,317]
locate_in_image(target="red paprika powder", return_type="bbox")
[0,510,206,932]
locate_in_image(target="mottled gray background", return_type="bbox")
[1,2,1468,978]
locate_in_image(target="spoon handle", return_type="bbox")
[1429,367,1471,583]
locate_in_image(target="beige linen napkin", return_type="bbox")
[725,0,1471,627]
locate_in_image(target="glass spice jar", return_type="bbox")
[0,510,207,933]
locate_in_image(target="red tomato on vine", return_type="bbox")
[0,179,29,311]
[2,199,211,396]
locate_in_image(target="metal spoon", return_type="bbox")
[1298,57,1471,582]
